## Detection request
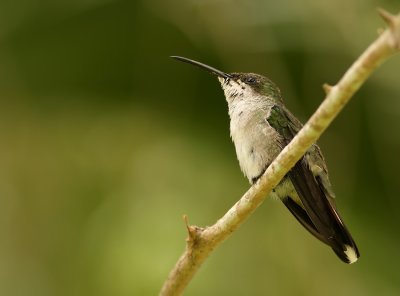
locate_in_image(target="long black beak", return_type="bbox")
[171,56,232,79]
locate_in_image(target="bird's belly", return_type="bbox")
[235,143,267,180]
[232,125,281,182]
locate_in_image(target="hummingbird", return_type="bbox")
[171,56,360,264]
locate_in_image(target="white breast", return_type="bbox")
[229,99,281,182]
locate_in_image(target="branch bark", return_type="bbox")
[160,9,400,296]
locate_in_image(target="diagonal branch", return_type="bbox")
[160,9,400,296]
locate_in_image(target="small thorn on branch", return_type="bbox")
[183,214,190,230]
[323,83,333,94]
[183,214,203,246]
[183,215,194,239]
[378,8,396,29]
[377,9,400,50]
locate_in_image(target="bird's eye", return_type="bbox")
[246,77,257,84]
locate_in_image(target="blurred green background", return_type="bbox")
[1,0,400,295]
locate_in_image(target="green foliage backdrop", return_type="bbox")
[0,0,400,295]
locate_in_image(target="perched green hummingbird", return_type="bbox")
[172,56,360,264]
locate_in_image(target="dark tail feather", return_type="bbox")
[282,197,330,245]
[323,197,360,264]
[289,159,360,264]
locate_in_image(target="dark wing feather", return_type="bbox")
[267,104,359,263]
